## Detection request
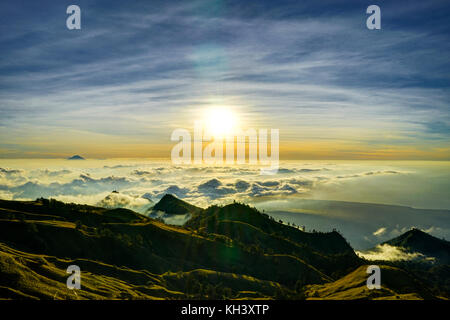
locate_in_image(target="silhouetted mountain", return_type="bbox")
[152,194,201,215]
[383,228,450,264]
[67,155,85,160]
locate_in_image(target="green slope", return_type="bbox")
[185,201,360,278]
[0,198,329,299]
[304,265,435,300]
[0,197,445,300]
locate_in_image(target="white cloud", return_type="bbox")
[356,244,432,262]
[96,192,153,214]
[373,227,387,237]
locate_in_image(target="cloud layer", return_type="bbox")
[1,159,449,249]
[356,244,432,262]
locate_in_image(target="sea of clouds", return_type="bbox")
[0,159,449,251]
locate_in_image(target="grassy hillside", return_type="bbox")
[0,198,326,299]
[185,202,360,278]
[0,241,287,300]
[0,197,446,300]
[304,265,435,300]
[186,202,355,254]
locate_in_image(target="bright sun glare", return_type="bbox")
[205,107,238,137]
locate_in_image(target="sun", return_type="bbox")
[204,107,239,138]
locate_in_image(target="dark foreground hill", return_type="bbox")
[0,196,447,299]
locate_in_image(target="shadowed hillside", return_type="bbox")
[0,196,447,300]
[185,202,360,278]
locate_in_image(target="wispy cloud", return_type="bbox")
[373,227,387,237]
[356,244,432,262]
[0,1,449,158]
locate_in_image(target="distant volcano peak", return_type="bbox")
[67,155,85,160]
[152,194,201,215]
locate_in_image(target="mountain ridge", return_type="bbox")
[0,196,447,299]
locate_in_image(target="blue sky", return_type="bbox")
[0,0,449,159]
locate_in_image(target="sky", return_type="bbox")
[0,0,449,159]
